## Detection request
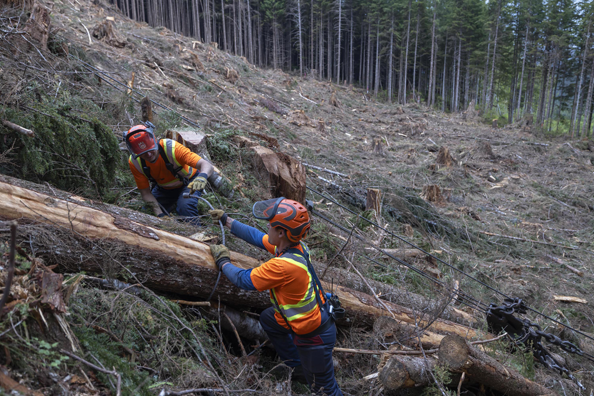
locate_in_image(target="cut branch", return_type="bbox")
[2,120,34,137]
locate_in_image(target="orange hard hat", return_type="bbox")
[253,197,310,243]
[124,122,158,159]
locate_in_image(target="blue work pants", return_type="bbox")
[151,175,201,224]
[259,307,343,396]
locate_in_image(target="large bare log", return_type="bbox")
[0,175,481,347]
[438,334,558,396]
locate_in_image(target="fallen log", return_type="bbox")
[0,175,481,347]
[438,334,558,396]
[379,355,436,391]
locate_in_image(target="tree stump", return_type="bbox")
[366,188,381,215]
[92,19,126,48]
[165,129,211,161]
[317,119,326,133]
[225,67,239,84]
[24,2,51,50]
[188,52,205,72]
[421,185,443,204]
[330,91,341,107]
[436,147,454,168]
[372,137,384,155]
[251,146,306,203]
[439,334,558,396]
[140,97,153,123]
[492,119,498,128]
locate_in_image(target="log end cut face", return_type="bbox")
[379,357,411,390]
[438,334,469,371]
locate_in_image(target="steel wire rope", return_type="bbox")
[311,207,491,316]
[307,185,594,345]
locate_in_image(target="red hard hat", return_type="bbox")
[253,198,310,243]
[124,124,158,158]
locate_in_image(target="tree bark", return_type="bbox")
[438,335,558,396]
[403,0,411,105]
[428,10,436,105]
[0,176,483,347]
[487,0,501,111]
[379,355,437,391]
[412,10,419,102]
[572,21,591,138]
[388,14,394,103]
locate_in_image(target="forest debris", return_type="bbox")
[24,2,51,50]
[436,146,454,167]
[225,67,239,84]
[92,19,126,48]
[188,51,205,72]
[421,185,444,204]
[302,163,348,178]
[553,295,588,304]
[0,368,44,396]
[563,263,584,277]
[288,110,312,127]
[402,224,414,238]
[248,132,279,148]
[438,334,558,396]
[330,91,341,107]
[39,271,66,313]
[299,92,318,104]
[317,119,325,133]
[171,300,211,306]
[1,120,34,137]
[140,97,153,123]
[258,97,287,115]
[127,72,135,95]
[479,231,578,250]
[489,177,510,189]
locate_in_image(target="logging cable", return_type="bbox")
[195,195,226,302]
[307,185,594,344]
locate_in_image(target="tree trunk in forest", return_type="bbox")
[582,61,594,138]
[464,52,470,109]
[336,0,342,83]
[442,37,447,112]
[349,3,353,84]
[366,20,371,91]
[319,10,323,79]
[516,23,529,118]
[388,14,394,103]
[221,0,227,50]
[438,335,558,396]
[482,30,491,110]
[374,21,380,97]
[0,176,484,346]
[296,0,303,76]
[232,0,237,54]
[536,46,551,125]
[403,0,411,105]
[412,10,419,102]
[572,22,591,138]
[327,13,332,80]
[454,37,461,112]
[246,0,253,62]
[487,0,501,112]
[310,0,314,72]
[428,9,436,106]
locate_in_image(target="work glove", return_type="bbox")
[188,173,209,193]
[208,209,228,224]
[210,244,231,270]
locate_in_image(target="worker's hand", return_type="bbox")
[210,244,230,269]
[188,173,208,193]
[208,209,228,224]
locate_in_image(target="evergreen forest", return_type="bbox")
[111,0,594,135]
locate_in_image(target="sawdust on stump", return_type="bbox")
[24,2,51,50]
[92,19,126,48]
[436,146,454,168]
[421,185,444,205]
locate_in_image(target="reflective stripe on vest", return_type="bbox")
[270,250,319,322]
[130,139,194,188]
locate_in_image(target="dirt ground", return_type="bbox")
[1,0,594,393]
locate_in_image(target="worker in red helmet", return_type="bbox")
[209,198,343,396]
[123,122,213,221]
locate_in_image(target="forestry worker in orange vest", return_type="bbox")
[123,122,213,222]
[209,198,343,396]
